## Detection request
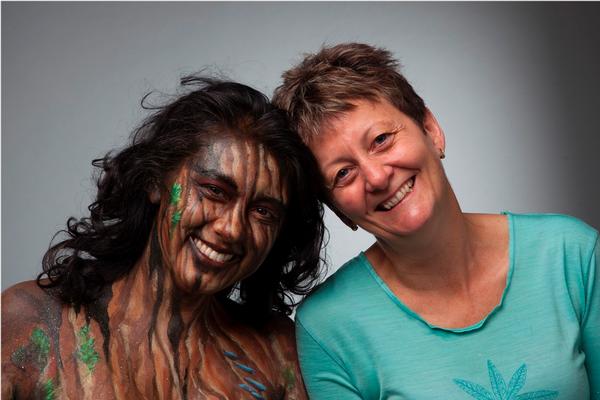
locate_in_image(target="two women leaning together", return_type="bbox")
[3,43,598,399]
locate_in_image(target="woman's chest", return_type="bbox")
[47,319,287,399]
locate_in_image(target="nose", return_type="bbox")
[212,205,245,243]
[362,161,390,193]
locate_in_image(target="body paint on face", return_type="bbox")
[157,135,288,295]
[169,183,183,237]
[76,324,99,373]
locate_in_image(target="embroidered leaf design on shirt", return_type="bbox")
[487,360,507,399]
[453,379,495,400]
[505,363,527,398]
[454,360,558,400]
[516,391,559,400]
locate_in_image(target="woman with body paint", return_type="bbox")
[273,43,599,398]
[1,77,324,399]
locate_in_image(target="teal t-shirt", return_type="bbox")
[296,213,599,399]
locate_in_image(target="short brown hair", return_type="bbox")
[273,42,427,143]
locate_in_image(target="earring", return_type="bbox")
[439,148,445,159]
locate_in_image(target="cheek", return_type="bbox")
[333,186,366,217]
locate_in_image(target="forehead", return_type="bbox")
[323,99,400,133]
[190,134,287,201]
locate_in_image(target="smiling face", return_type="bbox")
[155,134,288,296]
[309,98,449,240]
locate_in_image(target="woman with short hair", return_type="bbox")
[274,43,599,399]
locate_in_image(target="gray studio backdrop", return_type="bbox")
[3,2,600,289]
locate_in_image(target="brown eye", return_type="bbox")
[252,206,279,224]
[336,168,350,180]
[373,133,390,146]
[207,185,223,195]
[201,184,227,200]
[333,166,356,187]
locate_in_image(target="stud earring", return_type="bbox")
[439,148,445,159]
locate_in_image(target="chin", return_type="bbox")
[380,204,435,237]
[172,266,204,294]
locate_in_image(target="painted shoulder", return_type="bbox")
[1,280,64,399]
[2,280,63,329]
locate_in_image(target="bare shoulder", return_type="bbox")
[2,280,64,399]
[2,280,63,328]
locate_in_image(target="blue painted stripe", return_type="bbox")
[239,384,265,399]
[250,391,265,400]
[244,377,267,391]
[239,383,254,392]
[234,362,255,374]
[223,350,239,360]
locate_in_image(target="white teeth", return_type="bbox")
[381,178,414,210]
[194,239,234,263]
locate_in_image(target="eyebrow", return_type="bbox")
[322,119,399,171]
[194,168,238,191]
[194,167,286,209]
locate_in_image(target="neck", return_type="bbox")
[112,230,219,331]
[371,187,477,293]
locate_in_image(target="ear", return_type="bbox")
[422,108,446,155]
[148,185,161,204]
[328,203,358,231]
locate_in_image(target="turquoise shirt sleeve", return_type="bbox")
[296,318,362,399]
[583,238,600,398]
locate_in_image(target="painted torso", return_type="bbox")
[2,280,304,400]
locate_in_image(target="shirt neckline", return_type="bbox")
[359,212,516,333]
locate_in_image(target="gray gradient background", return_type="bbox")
[2,2,600,289]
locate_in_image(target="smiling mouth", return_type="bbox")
[377,176,415,211]
[193,238,235,263]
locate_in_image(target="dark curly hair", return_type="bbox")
[38,76,326,322]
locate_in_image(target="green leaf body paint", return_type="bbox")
[170,183,182,205]
[10,328,51,370]
[31,328,50,358]
[283,366,296,389]
[43,378,57,400]
[76,325,100,373]
[169,183,183,237]
[170,210,182,238]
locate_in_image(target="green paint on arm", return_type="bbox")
[31,328,50,356]
[11,346,27,367]
[10,327,51,370]
[76,325,99,373]
[170,183,182,205]
[283,366,296,389]
[43,378,56,400]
